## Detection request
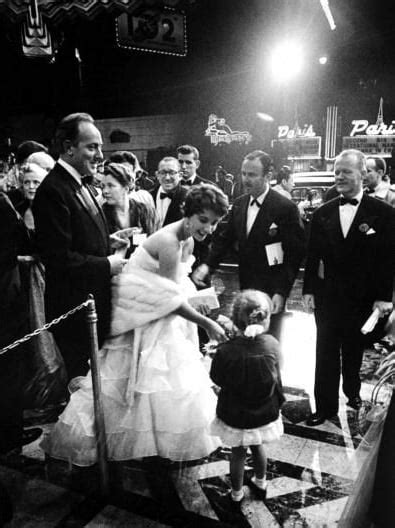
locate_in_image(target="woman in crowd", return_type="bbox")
[14,163,47,236]
[14,163,67,410]
[102,162,156,255]
[108,151,155,207]
[41,184,229,465]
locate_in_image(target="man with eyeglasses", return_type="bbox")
[151,156,187,229]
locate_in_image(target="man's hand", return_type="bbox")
[107,254,128,276]
[272,293,285,314]
[109,228,136,250]
[191,263,210,288]
[303,294,315,313]
[373,300,393,318]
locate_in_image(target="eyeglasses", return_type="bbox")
[158,170,179,176]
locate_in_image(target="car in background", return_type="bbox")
[291,171,335,222]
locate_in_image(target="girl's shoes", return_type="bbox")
[245,475,267,500]
[230,488,244,502]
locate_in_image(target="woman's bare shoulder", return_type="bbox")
[144,226,179,254]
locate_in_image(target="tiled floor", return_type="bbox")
[0,268,391,527]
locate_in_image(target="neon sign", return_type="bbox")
[277,124,316,139]
[350,120,395,137]
[205,114,252,146]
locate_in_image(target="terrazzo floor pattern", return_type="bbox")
[0,268,390,527]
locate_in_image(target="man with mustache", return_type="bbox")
[193,150,306,340]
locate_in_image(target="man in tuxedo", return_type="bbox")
[193,150,306,340]
[364,156,395,207]
[150,156,187,228]
[303,149,394,426]
[33,113,126,381]
[177,144,211,187]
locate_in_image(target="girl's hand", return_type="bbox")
[205,318,227,342]
[195,302,211,316]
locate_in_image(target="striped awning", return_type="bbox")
[0,0,146,24]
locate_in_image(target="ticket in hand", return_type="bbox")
[188,287,220,310]
[361,308,380,334]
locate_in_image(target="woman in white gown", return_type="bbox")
[41,184,228,466]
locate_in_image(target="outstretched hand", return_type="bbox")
[205,318,228,343]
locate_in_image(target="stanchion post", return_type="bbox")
[86,294,109,497]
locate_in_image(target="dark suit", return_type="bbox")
[181,174,212,187]
[150,184,187,226]
[207,189,306,338]
[0,194,29,453]
[303,195,395,415]
[33,163,111,380]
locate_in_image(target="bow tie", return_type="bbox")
[365,188,375,194]
[181,179,193,186]
[250,198,261,207]
[81,176,93,186]
[339,196,359,206]
[160,191,173,200]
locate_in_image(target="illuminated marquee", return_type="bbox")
[272,124,320,159]
[350,119,395,137]
[344,119,395,157]
[205,114,252,146]
[342,136,395,157]
[277,124,316,139]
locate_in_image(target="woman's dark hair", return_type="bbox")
[16,140,48,164]
[109,150,138,169]
[183,183,228,218]
[103,162,131,188]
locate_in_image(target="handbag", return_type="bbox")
[358,370,393,439]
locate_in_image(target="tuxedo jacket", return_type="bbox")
[33,163,111,344]
[181,174,212,187]
[150,184,187,226]
[303,195,395,326]
[207,189,306,297]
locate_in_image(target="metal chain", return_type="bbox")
[0,299,91,356]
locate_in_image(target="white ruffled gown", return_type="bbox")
[41,246,220,466]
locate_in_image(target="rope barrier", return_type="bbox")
[1,294,110,497]
[0,299,91,356]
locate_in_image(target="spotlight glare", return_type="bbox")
[257,112,274,122]
[270,41,304,83]
[319,56,328,65]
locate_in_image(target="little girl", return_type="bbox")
[210,289,285,503]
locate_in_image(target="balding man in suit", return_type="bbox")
[304,149,394,426]
[33,113,126,381]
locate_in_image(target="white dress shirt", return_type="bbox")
[339,189,364,238]
[246,187,270,236]
[155,186,171,227]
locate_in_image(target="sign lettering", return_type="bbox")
[349,119,395,137]
[205,114,252,146]
[277,124,316,139]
